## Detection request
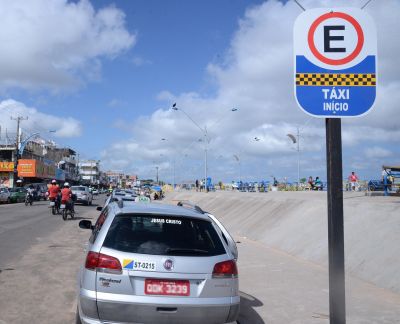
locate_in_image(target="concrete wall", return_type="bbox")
[165,191,400,294]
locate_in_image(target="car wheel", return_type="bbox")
[369,186,375,191]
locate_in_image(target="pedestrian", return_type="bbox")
[314,176,322,190]
[308,176,315,190]
[348,171,359,191]
[195,179,199,192]
[200,179,203,192]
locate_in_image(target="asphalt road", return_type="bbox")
[0,197,102,269]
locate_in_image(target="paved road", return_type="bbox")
[0,197,102,269]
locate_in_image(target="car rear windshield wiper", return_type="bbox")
[165,248,209,255]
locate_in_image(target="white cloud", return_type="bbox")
[364,146,392,159]
[0,0,135,91]
[0,99,82,138]
[102,0,400,181]
[131,56,152,67]
[108,99,125,108]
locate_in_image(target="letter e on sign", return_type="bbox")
[294,8,377,118]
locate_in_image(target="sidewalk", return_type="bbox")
[236,236,400,324]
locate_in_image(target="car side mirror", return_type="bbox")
[96,206,102,211]
[79,220,93,230]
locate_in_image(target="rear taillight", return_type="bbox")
[85,251,122,274]
[212,260,238,278]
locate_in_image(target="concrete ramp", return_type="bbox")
[165,191,400,294]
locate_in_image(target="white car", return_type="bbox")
[0,187,11,203]
[71,186,93,205]
[77,201,239,324]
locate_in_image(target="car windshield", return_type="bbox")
[71,186,85,191]
[103,214,226,257]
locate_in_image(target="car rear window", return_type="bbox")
[72,186,85,191]
[103,214,226,257]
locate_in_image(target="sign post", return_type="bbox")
[294,8,377,324]
[325,117,345,323]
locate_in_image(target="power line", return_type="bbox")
[361,0,374,9]
[293,0,306,11]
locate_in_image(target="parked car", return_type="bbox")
[0,187,11,203]
[77,201,239,324]
[71,186,93,205]
[9,188,27,203]
[368,179,392,191]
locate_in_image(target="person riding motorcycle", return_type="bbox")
[48,180,61,208]
[26,185,35,204]
[61,182,74,213]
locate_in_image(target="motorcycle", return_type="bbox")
[61,199,75,221]
[25,192,33,206]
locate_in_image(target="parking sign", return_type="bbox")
[294,8,377,117]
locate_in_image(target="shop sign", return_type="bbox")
[0,161,14,172]
[17,159,36,177]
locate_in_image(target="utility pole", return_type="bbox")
[11,116,28,187]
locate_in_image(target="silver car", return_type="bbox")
[0,187,11,203]
[71,186,93,205]
[77,201,239,324]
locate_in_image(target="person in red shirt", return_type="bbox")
[48,180,60,201]
[348,171,359,191]
[61,182,74,212]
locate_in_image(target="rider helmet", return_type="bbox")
[64,182,70,188]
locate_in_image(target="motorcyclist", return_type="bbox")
[48,180,61,208]
[26,185,35,204]
[61,182,74,213]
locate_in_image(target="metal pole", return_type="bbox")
[204,127,208,192]
[325,118,346,324]
[173,159,176,190]
[156,166,159,184]
[11,116,28,187]
[239,161,241,183]
[297,127,300,189]
[204,142,207,192]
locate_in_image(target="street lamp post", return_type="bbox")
[161,138,176,189]
[233,154,241,183]
[156,166,159,184]
[172,103,237,192]
[287,127,300,189]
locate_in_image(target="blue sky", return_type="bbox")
[5,0,263,158]
[0,0,399,184]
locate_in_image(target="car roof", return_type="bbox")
[110,202,209,220]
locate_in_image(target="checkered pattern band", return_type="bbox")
[296,73,376,86]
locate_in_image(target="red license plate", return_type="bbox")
[145,279,190,296]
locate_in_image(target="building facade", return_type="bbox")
[79,160,100,185]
